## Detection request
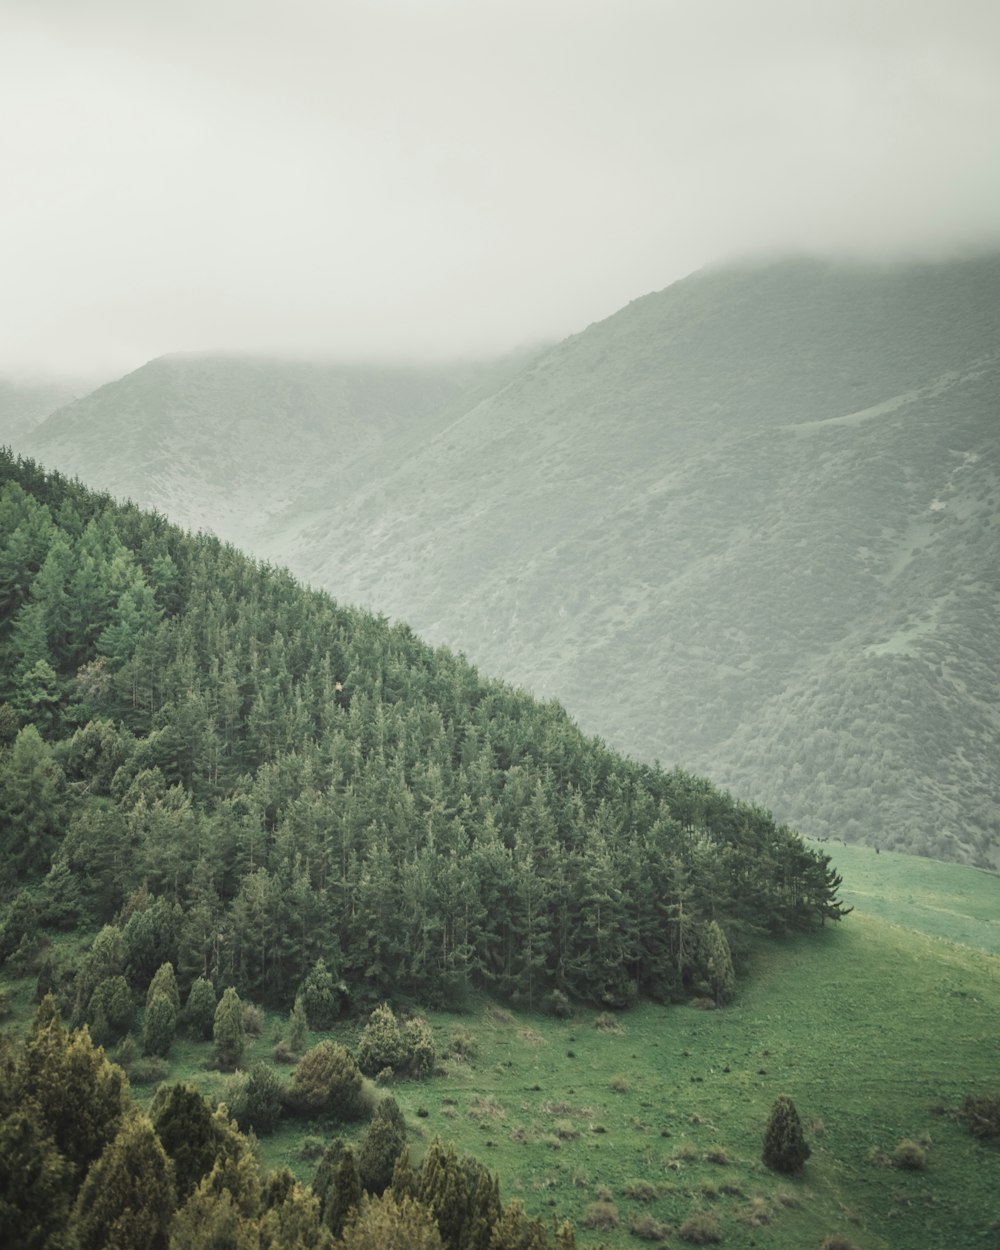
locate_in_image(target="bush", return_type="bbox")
[594,1011,622,1033]
[226,1061,284,1135]
[631,1213,670,1241]
[820,1238,860,1250]
[678,1211,722,1244]
[356,1003,435,1078]
[289,1040,370,1120]
[610,1074,631,1094]
[961,1092,1000,1142]
[298,1135,325,1161]
[891,1139,927,1170]
[358,1096,407,1195]
[582,1201,620,1231]
[623,1178,658,1202]
[242,1002,264,1037]
[548,989,572,1018]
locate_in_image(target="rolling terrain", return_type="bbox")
[20,255,1000,864]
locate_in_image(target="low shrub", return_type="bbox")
[891,1139,927,1171]
[961,1092,1000,1141]
[594,1011,622,1033]
[678,1211,722,1244]
[704,1146,731,1165]
[610,1074,631,1094]
[630,1212,670,1241]
[820,1238,860,1250]
[242,1002,264,1037]
[298,1135,325,1161]
[623,1178,658,1203]
[582,1201,620,1231]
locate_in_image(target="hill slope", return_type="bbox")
[21,256,1000,865]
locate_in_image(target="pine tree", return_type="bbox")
[762,1095,811,1173]
[0,1106,75,1250]
[213,987,246,1070]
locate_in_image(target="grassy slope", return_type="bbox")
[4,846,987,1250]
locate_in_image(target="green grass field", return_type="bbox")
[3,844,998,1249]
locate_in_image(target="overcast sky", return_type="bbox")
[3,0,999,378]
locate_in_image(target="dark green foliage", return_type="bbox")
[142,992,176,1057]
[314,1140,363,1238]
[213,986,246,1070]
[300,957,343,1029]
[762,1094,811,1174]
[891,1139,927,1170]
[357,1003,435,1078]
[88,974,133,1044]
[150,1081,220,1201]
[229,1061,284,1135]
[0,451,848,1017]
[71,1111,176,1250]
[289,1040,368,1121]
[185,976,217,1040]
[701,920,735,1007]
[0,1106,75,1250]
[358,1096,407,1195]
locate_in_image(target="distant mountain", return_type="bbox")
[0,377,89,444]
[22,256,1000,866]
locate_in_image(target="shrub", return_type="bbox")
[678,1211,722,1244]
[273,1039,298,1064]
[289,1040,370,1120]
[298,1135,326,1161]
[242,1002,264,1037]
[89,975,133,1042]
[448,1029,477,1060]
[762,1095,810,1173]
[704,1146,731,1165]
[961,1092,1000,1142]
[631,1213,670,1241]
[549,989,572,1018]
[357,1003,409,1075]
[610,1074,631,1094]
[582,1201,620,1231]
[594,1011,622,1033]
[227,1061,284,1135]
[891,1139,927,1171]
[403,1016,435,1078]
[623,1178,658,1202]
[820,1238,860,1250]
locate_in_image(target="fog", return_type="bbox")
[2,0,999,377]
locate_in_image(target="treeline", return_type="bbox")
[1,998,576,1250]
[0,449,847,1019]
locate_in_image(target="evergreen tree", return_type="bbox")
[150,1081,220,1202]
[339,1192,443,1250]
[299,956,341,1029]
[143,992,177,1057]
[315,1141,362,1238]
[0,1106,75,1250]
[356,1002,408,1076]
[185,976,217,1041]
[288,994,309,1057]
[702,920,736,1006]
[762,1095,811,1173]
[213,986,246,1070]
[358,1095,407,1195]
[71,1111,176,1250]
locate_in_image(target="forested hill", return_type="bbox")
[0,450,845,1014]
[18,256,1000,867]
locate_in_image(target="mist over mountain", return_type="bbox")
[22,255,1000,866]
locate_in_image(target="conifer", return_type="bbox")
[762,1094,811,1173]
[213,986,246,1070]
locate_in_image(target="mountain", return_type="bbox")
[21,256,1000,866]
[0,376,89,444]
